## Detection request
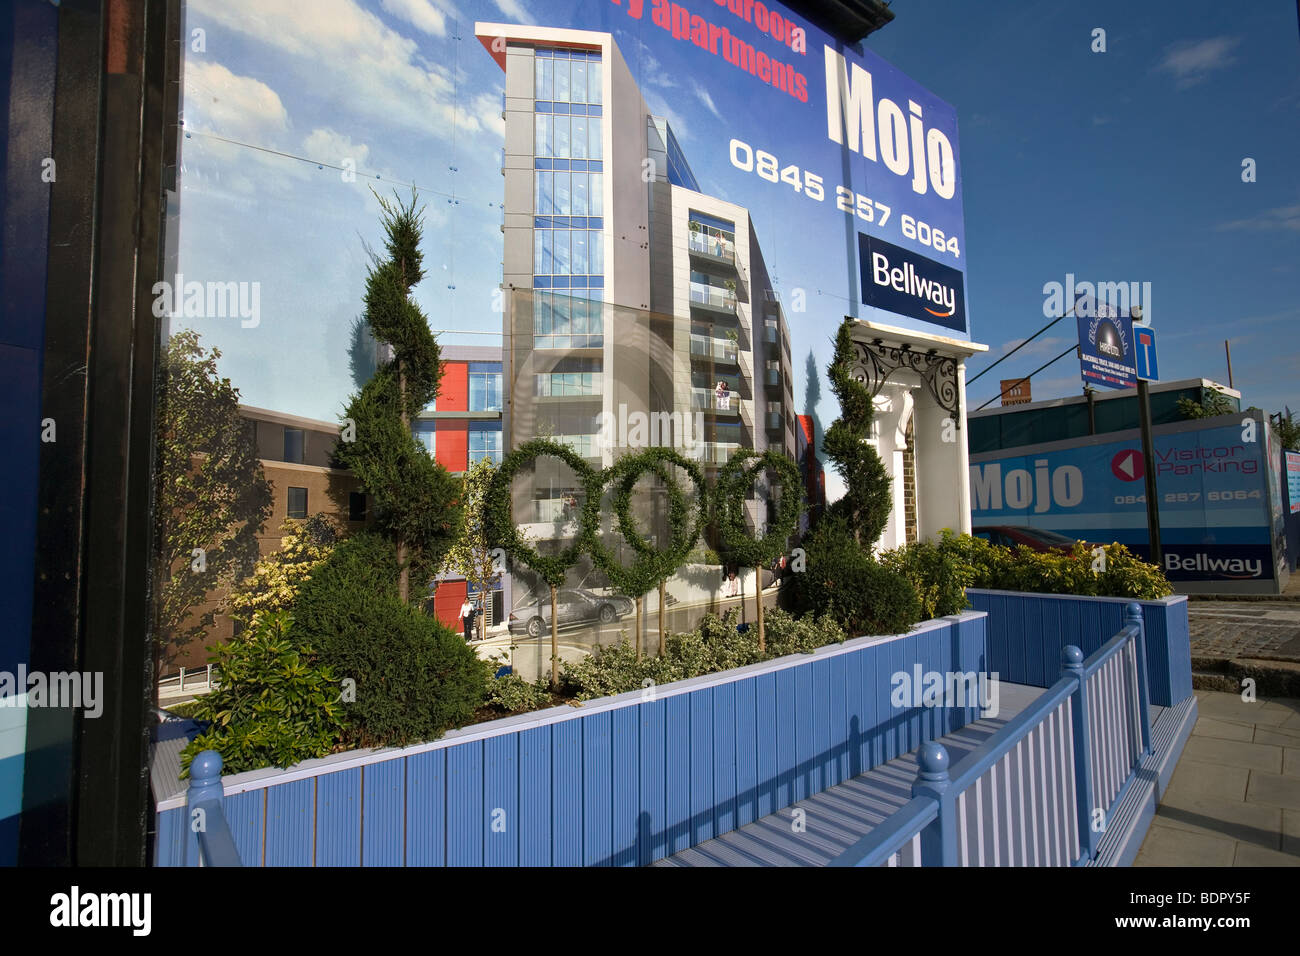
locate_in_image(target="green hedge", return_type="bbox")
[879,530,1174,604]
[560,607,849,701]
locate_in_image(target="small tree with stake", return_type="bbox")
[485,439,599,688]
[590,448,707,660]
[334,190,462,603]
[715,449,804,653]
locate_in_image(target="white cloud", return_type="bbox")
[188,0,497,141]
[183,60,289,143]
[1216,203,1300,233]
[695,85,723,119]
[303,127,371,168]
[645,93,690,142]
[1155,36,1240,88]
[380,0,455,36]
[493,0,536,26]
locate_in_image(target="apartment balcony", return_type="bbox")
[689,333,738,366]
[688,282,737,317]
[689,388,753,431]
[766,410,784,433]
[763,324,781,357]
[764,367,781,389]
[687,230,737,273]
[696,441,742,466]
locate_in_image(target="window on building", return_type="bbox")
[537,358,601,396]
[283,427,304,463]
[534,291,604,349]
[349,492,366,522]
[469,428,503,465]
[287,486,307,519]
[469,372,502,411]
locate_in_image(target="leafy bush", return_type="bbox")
[791,516,922,637]
[878,538,969,620]
[180,612,346,776]
[226,513,341,632]
[485,672,553,713]
[560,608,851,700]
[911,530,1173,601]
[291,531,491,748]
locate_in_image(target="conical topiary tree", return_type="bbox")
[335,191,463,603]
[822,318,892,549]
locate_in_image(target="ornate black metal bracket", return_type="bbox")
[849,338,962,427]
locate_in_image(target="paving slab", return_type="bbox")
[1287,748,1300,778]
[1192,717,1255,742]
[1284,810,1300,855]
[1135,823,1237,867]
[1191,693,1295,726]
[1246,771,1300,811]
[1181,735,1283,773]
[1253,724,1300,748]
[1153,795,1282,849]
[1232,842,1300,866]
[1163,758,1249,802]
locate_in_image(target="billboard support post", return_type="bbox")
[1137,377,1162,566]
[1085,386,1096,435]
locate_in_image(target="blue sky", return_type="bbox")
[173,0,1299,483]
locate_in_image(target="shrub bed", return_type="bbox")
[880,530,1173,604]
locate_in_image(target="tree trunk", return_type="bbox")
[397,537,409,604]
[756,563,765,654]
[658,580,667,657]
[549,584,559,689]
[635,596,643,662]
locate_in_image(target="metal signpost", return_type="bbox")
[1133,319,1161,564]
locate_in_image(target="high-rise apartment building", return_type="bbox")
[477,23,795,557]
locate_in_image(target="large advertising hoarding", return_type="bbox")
[172,0,968,424]
[970,415,1281,587]
[1288,451,1300,515]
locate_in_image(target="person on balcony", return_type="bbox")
[715,380,731,410]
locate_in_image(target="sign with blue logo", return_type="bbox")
[859,234,966,333]
[1075,294,1136,389]
[970,419,1276,582]
[1134,325,1158,381]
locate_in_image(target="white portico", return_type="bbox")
[845,318,988,551]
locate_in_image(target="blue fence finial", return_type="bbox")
[189,749,225,806]
[916,742,950,783]
[1124,602,1143,626]
[1061,645,1084,669]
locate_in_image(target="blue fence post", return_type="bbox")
[1062,645,1097,863]
[1125,603,1152,756]
[187,750,242,867]
[912,742,956,866]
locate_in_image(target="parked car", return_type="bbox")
[972,525,1100,553]
[508,588,636,638]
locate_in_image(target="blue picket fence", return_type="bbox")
[832,604,1152,866]
[966,589,1190,706]
[155,612,990,867]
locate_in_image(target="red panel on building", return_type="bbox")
[439,361,468,411]
[436,421,467,472]
[434,579,468,632]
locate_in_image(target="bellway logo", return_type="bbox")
[858,233,966,334]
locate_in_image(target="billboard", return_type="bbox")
[1075,294,1136,390]
[169,0,969,427]
[970,416,1278,584]
[1288,451,1300,515]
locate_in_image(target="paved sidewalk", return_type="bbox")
[1134,691,1300,866]
[1189,603,1300,662]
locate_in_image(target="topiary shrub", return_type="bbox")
[291,531,491,748]
[180,611,346,776]
[485,672,553,714]
[792,515,922,637]
[879,537,970,619]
